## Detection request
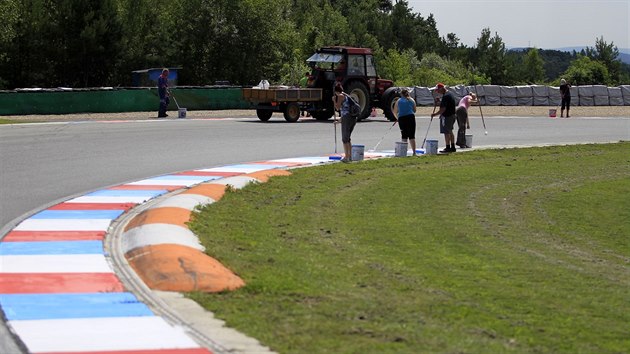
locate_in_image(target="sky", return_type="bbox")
[408,0,630,51]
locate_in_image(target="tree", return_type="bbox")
[53,0,123,87]
[0,0,19,88]
[475,28,509,84]
[562,55,610,85]
[523,48,545,84]
[585,36,621,84]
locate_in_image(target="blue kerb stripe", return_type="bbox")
[85,190,166,197]
[0,241,104,255]
[0,293,154,320]
[151,175,220,181]
[31,210,124,220]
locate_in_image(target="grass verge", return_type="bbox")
[189,142,630,354]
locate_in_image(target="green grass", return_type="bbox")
[189,143,630,354]
[0,118,16,124]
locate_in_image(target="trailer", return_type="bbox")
[242,87,324,122]
[243,46,401,123]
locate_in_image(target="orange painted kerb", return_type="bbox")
[126,244,244,292]
[121,168,292,293]
[245,169,292,182]
[124,207,192,232]
[180,183,228,201]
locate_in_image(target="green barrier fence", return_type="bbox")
[0,87,253,115]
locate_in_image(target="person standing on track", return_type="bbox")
[455,92,478,148]
[333,84,357,163]
[560,78,571,118]
[393,88,418,156]
[299,72,311,117]
[157,68,170,118]
[431,83,457,153]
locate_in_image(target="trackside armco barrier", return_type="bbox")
[1,84,628,116]
[0,86,251,115]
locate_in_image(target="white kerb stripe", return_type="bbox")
[9,316,199,352]
[0,254,112,273]
[13,219,112,231]
[152,194,215,210]
[66,196,155,204]
[122,223,205,254]
[210,176,259,189]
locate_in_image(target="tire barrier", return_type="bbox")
[412,84,630,107]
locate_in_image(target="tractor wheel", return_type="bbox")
[382,87,402,121]
[283,102,301,122]
[256,109,273,122]
[344,81,370,121]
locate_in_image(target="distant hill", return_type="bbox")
[555,47,630,64]
[510,47,630,65]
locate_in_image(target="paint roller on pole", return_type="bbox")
[369,120,397,152]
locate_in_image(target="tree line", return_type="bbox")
[0,0,628,89]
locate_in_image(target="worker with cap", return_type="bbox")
[430,83,457,153]
[560,78,571,118]
[157,68,170,118]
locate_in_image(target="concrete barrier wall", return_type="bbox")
[0,87,252,115]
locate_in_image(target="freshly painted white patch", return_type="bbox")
[153,194,214,210]
[122,223,205,254]
[210,176,259,189]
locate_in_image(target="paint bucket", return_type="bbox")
[351,145,365,161]
[425,140,438,155]
[178,108,187,119]
[395,141,408,157]
[548,109,556,118]
[465,134,473,148]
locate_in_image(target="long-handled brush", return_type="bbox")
[470,87,488,135]
[478,102,488,135]
[421,103,438,148]
[369,121,397,152]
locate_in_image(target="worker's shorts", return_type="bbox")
[440,114,456,134]
[398,114,416,140]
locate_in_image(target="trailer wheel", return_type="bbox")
[283,102,301,122]
[256,109,273,122]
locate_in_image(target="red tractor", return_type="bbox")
[243,47,402,122]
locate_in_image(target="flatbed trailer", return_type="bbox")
[242,87,324,122]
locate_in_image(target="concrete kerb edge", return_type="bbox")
[106,183,274,354]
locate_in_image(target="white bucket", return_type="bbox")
[465,134,473,148]
[425,140,438,155]
[351,145,364,161]
[178,108,187,119]
[548,109,557,118]
[395,141,408,157]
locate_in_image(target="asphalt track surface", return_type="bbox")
[2,114,628,229]
[0,113,628,353]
